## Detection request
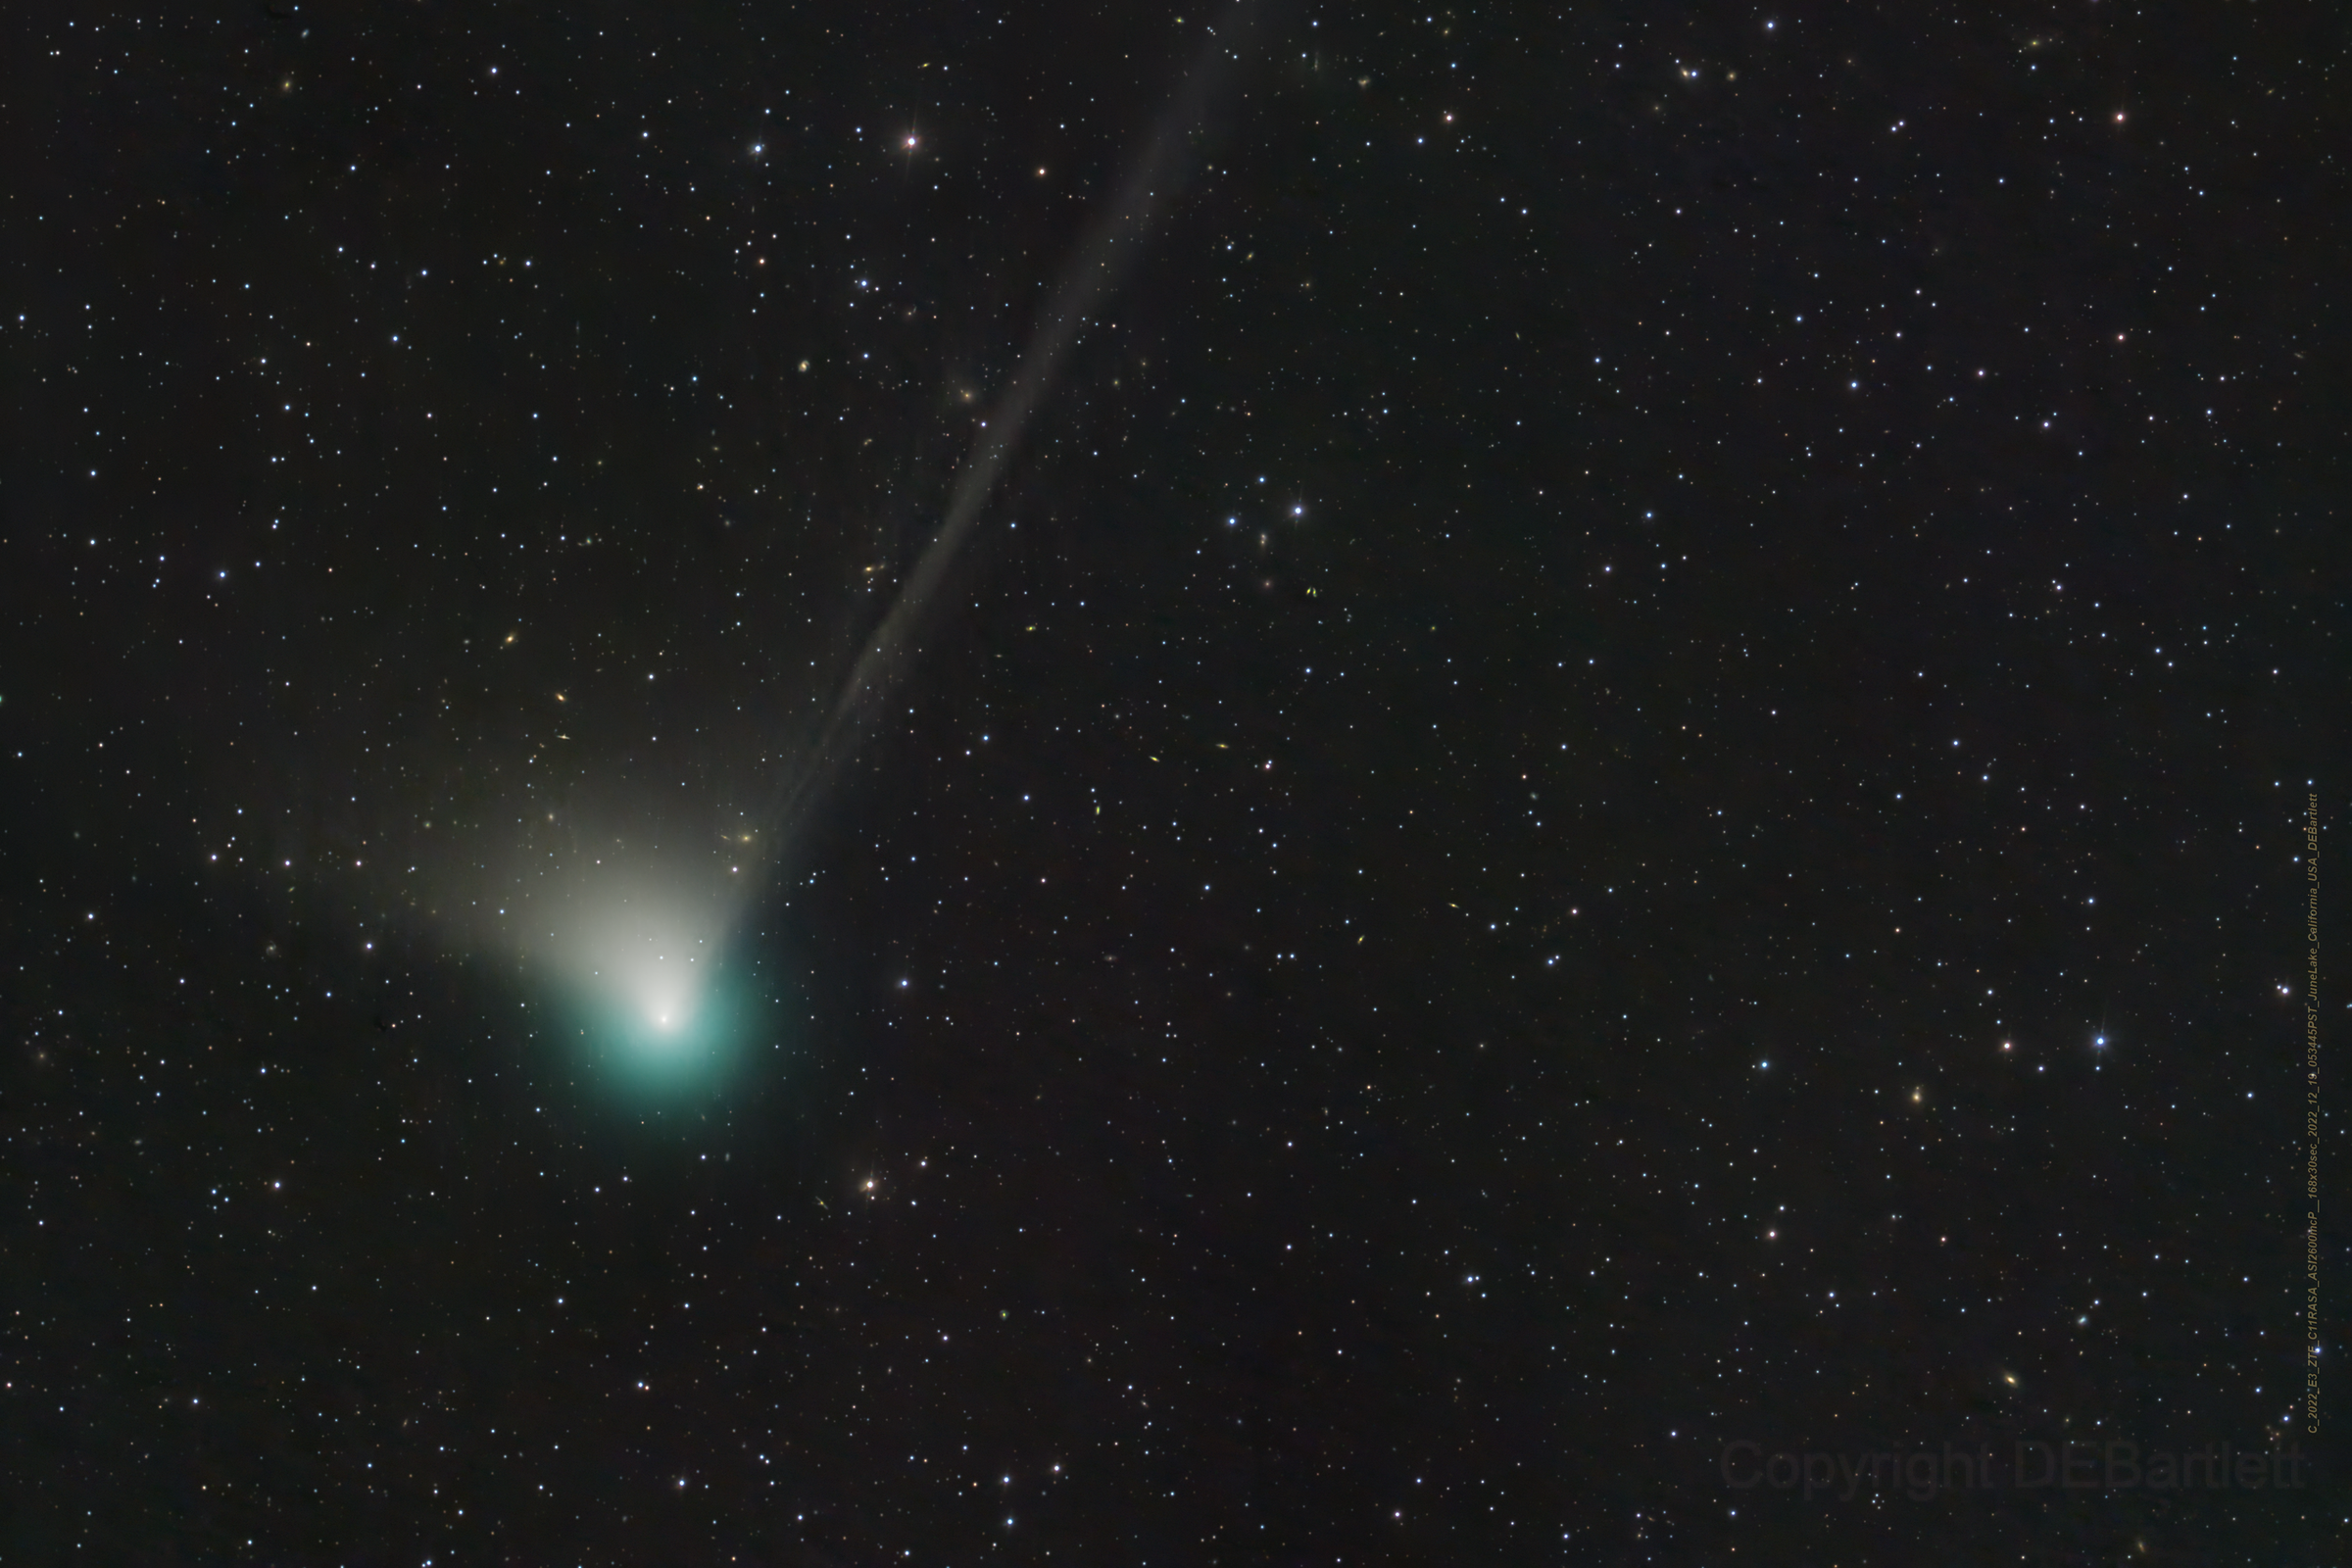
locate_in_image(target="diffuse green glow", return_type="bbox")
[570,963,755,1097]
[524,872,767,1099]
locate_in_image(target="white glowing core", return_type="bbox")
[614,948,701,1041]
[554,887,719,1046]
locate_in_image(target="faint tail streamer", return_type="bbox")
[766,0,1261,851]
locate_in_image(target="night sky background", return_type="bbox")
[5,1,2346,1563]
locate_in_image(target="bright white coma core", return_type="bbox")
[608,935,703,1041]
[513,856,760,1093]
[564,894,721,1052]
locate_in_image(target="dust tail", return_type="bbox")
[764,0,1265,855]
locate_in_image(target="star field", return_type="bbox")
[3,1,2343,1562]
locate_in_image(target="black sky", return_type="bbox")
[4,1,2344,1562]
